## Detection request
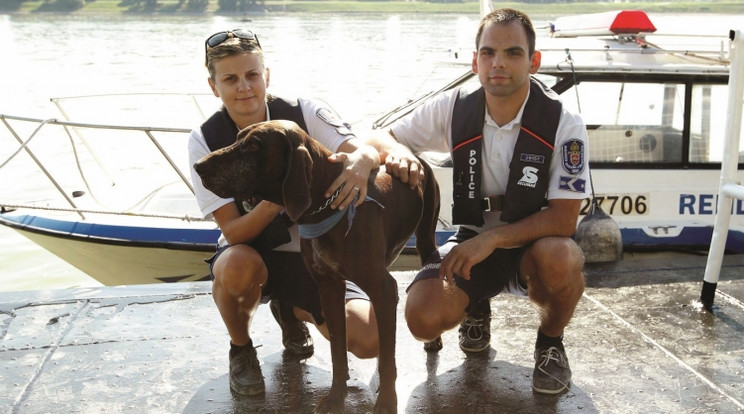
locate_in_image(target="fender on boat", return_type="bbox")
[575,200,623,263]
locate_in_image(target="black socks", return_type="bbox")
[536,329,564,351]
[230,340,253,358]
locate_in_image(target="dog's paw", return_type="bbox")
[373,394,398,414]
[314,389,346,414]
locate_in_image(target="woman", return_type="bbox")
[188,29,381,396]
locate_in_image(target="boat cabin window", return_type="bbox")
[689,84,744,164]
[556,81,685,164]
[548,78,743,167]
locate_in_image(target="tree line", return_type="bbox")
[1,0,610,14]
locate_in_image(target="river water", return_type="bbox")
[0,12,742,292]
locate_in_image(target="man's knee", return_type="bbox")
[523,238,584,291]
[405,281,466,341]
[404,309,440,342]
[526,238,583,274]
[404,287,438,341]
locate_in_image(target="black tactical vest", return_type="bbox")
[451,77,562,225]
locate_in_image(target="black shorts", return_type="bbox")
[207,245,369,325]
[408,227,528,314]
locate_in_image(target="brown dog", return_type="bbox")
[193,120,439,413]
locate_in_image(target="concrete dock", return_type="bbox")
[2,251,744,413]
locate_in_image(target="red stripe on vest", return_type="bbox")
[520,126,554,150]
[452,134,483,152]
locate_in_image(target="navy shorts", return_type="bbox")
[408,227,528,314]
[207,245,369,325]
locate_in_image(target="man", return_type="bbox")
[189,29,381,396]
[367,8,587,394]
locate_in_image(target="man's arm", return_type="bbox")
[440,198,581,282]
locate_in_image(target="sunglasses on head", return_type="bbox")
[205,29,261,54]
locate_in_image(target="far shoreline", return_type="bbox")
[3,1,744,17]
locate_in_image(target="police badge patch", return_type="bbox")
[561,139,585,174]
[316,107,353,136]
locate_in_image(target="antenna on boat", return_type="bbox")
[479,0,493,18]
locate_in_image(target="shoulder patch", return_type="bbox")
[561,139,585,174]
[316,108,353,136]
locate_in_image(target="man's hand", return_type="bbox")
[440,233,494,283]
[364,129,424,190]
[384,150,425,189]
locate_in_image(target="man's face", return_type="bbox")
[472,21,540,98]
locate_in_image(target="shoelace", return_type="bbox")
[537,346,565,369]
[235,347,260,370]
[462,316,485,340]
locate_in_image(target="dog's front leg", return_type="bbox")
[368,271,399,414]
[313,273,349,414]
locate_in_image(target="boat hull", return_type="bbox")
[0,211,432,285]
[0,212,217,285]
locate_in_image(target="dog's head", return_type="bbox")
[193,119,314,221]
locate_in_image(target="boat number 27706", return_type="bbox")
[580,194,648,216]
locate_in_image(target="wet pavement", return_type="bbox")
[1,251,744,413]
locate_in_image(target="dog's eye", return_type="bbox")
[240,139,261,153]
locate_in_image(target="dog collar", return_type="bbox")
[307,185,344,216]
[299,195,383,239]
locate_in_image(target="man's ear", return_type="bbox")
[530,50,542,74]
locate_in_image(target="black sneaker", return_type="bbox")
[229,343,265,396]
[423,336,443,352]
[458,311,491,353]
[532,346,572,394]
[269,299,314,356]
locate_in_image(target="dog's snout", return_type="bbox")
[193,156,212,177]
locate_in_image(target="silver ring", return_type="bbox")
[352,186,360,192]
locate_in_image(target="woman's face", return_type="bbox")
[208,52,270,129]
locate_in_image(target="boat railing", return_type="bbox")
[701,29,744,311]
[372,70,475,130]
[49,92,215,122]
[0,113,199,221]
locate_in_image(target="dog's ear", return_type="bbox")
[282,138,313,222]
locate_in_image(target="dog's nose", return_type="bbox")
[193,158,208,176]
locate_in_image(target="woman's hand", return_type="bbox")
[325,144,380,210]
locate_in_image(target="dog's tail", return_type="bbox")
[414,158,440,266]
